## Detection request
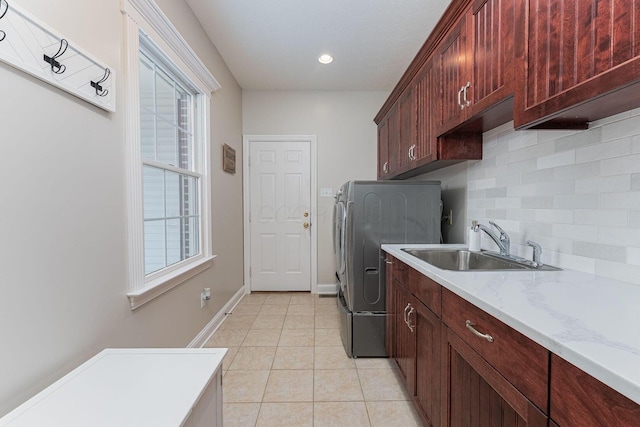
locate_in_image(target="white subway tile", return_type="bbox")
[599,192,640,209]
[553,161,600,181]
[626,248,640,266]
[535,209,574,224]
[594,260,640,286]
[507,131,538,152]
[468,177,497,191]
[555,252,596,274]
[600,154,640,176]
[553,194,599,209]
[597,226,640,246]
[552,224,599,242]
[554,128,602,152]
[483,121,513,138]
[537,150,575,170]
[507,184,537,197]
[504,140,555,165]
[631,174,640,191]
[486,209,507,219]
[629,210,640,227]
[535,181,575,196]
[575,138,631,163]
[506,209,537,222]
[522,196,554,209]
[574,209,629,226]
[631,135,640,154]
[519,221,553,236]
[602,115,640,141]
[537,129,576,143]
[573,241,627,262]
[495,198,522,209]
[521,169,556,184]
[574,175,630,194]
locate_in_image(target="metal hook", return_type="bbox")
[43,38,68,74]
[91,68,110,97]
[0,0,8,42]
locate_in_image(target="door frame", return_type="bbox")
[242,135,318,294]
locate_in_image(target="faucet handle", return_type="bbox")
[526,240,542,265]
[489,221,508,239]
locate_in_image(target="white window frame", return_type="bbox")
[122,0,221,310]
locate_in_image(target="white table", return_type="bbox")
[0,348,227,427]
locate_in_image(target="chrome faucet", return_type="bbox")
[526,240,542,266]
[476,221,511,256]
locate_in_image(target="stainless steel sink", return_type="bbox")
[402,249,561,271]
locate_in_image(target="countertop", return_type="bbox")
[382,243,640,405]
[0,348,227,427]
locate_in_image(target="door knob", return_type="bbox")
[303,222,310,229]
[304,212,309,217]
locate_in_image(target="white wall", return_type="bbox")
[0,0,243,416]
[415,107,640,286]
[242,91,388,285]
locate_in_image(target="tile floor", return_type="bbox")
[204,292,423,427]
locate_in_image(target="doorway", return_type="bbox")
[243,135,317,292]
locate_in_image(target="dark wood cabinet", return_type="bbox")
[377,115,389,179]
[437,16,468,134]
[550,354,640,426]
[399,83,417,171]
[377,105,401,179]
[413,296,442,426]
[514,0,640,129]
[443,327,549,427]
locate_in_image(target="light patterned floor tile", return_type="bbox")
[366,401,423,427]
[355,358,396,370]
[314,401,371,426]
[358,368,411,401]
[205,329,248,347]
[314,346,355,370]
[258,304,289,315]
[219,315,257,330]
[264,294,292,305]
[314,329,342,347]
[314,304,338,315]
[287,304,315,315]
[279,329,315,347]
[251,315,286,330]
[290,294,315,305]
[314,369,363,401]
[315,296,337,305]
[223,402,260,427]
[229,346,276,370]
[223,370,270,402]
[315,314,340,329]
[272,346,314,370]
[256,403,313,427]
[237,294,268,305]
[284,315,315,329]
[231,304,264,315]
[263,369,314,402]
[221,346,239,370]
[242,329,282,347]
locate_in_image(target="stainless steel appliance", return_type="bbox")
[333,180,441,357]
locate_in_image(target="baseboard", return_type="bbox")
[187,286,246,348]
[317,283,338,296]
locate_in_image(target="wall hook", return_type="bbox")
[0,0,9,42]
[43,38,68,74]
[91,67,110,97]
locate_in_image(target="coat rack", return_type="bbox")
[0,1,115,112]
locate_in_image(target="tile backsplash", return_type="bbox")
[467,107,640,285]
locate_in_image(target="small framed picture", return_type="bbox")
[223,144,236,174]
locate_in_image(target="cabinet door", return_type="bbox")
[413,296,442,427]
[399,84,417,171]
[515,0,640,128]
[468,0,515,115]
[387,104,400,176]
[415,60,437,164]
[384,255,396,357]
[443,327,548,427]
[395,284,416,396]
[377,118,389,179]
[437,16,468,135]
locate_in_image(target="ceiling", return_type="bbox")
[185,0,451,91]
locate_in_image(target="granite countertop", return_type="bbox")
[382,243,640,405]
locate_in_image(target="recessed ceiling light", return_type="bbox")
[318,54,334,64]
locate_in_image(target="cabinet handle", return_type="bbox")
[463,82,471,107]
[404,303,411,326]
[457,86,464,110]
[407,306,416,332]
[383,161,389,173]
[465,320,494,343]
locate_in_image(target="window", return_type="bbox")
[122,0,220,309]
[139,46,200,275]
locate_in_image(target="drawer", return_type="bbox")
[442,288,549,412]
[408,267,441,317]
[550,354,640,426]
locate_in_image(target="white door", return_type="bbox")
[249,139,311,291]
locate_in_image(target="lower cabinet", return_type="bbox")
[442,327,548,427]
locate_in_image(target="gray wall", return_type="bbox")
[242,90,389,285]
[0,0,244,416]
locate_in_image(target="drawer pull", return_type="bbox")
[465,320,494,343]
[407,306,416,332]
[404,303,411,326]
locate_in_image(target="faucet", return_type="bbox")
[526,240,542,267]
[476,221,510,256]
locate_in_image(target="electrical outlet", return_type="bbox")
[320,188,333,198]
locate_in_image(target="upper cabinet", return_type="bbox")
[514,0,640,128]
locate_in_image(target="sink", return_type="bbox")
[402,249,562,271]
